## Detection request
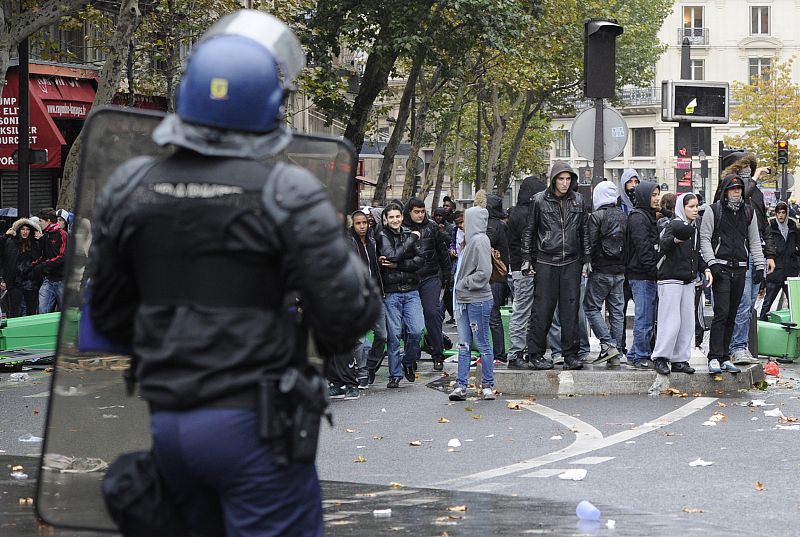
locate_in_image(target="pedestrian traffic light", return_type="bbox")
[777,140,789,165]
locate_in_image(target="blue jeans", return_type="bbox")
[384,291,424,380]
[151,408,322,537]
[629,279,657,363]
[354,301,387,379]
[38,279,64,314]
[584,272,625,349]
[548,275,590,358]
[456,299,494,389]
[730,257,760,352]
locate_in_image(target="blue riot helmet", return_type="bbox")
[176,35,284,132]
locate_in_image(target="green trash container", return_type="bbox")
[769,310,792,325]
[757,320,800,362]
[0,312,61,350]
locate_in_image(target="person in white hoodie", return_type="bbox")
[449,205,495,402]
[584,181,627,368]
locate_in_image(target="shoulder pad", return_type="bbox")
[261,163,329,226]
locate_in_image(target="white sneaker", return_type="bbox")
[449,386,467,401]
[707,359,722,374]
[482,387,496,400]
[731,349,759,365]
[721,360,741,373]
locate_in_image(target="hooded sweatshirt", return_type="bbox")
[624,181,660,280]
[588,181,626,274]
[618,169,639,214]
[486,193,510,269]
[455,206,493,304]
[402,199,451,281]
[658,193,706,283]
[508,175,546,271]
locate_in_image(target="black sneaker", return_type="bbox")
[432,355,444,371]
[368,370,376,385]
[387,378,400,389]
[507,358,535,370]
[358,377,369,390]
[403,365,416,382]
[530,355,554,370]
[344,386,360,400]
[671,362,695,374]
[654,358,671,375]
[563,356,584,370]
[328,385,346,399]
[635,358,655,370]
[495,354,508,363]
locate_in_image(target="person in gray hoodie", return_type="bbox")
[618,169,640,215]
[449,205,496,401]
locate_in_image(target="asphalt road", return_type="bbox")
[1,341,800,536]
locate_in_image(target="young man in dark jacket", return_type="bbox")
[349,209,388,388]
[759,202,799,320]
[378,203,425,387]
[584,181,626,368]
[624,181,660,369]
[521,161,590,370]
[33,208,67,313]
[507,175,546,369]
[486,193,511,362]
[701,174,768,373]
[403,198,451,371]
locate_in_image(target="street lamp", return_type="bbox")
[698,149,708,200]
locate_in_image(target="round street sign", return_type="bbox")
[570,106,629,161]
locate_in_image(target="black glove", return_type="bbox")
[752,268,764,286]
[709,263,724,280]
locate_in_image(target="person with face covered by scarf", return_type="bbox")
[651,193,710,375]
[700,174,768,374]
[759,201,800,321]
[618,169,640,215]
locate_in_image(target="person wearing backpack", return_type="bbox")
[624,181,661,369]
[651,193,711,375]
[700,174,769,374]
[584,181,626,368]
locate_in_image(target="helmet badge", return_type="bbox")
[210,78,229,100]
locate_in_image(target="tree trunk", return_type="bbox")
[0,0,90,94]
[485,87,525,191]
[402,65,443,200]
[372,50,424,205]
[58,0,140,209]
[495,90,541,195]
[421,112,454,199]
[430,143,447,210]
[342,27,399,161]
[449,107,464,200]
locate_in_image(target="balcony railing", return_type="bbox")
[678,27,709,45]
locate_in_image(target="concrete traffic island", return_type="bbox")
[492,364,766,397]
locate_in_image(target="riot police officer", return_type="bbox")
[89,11,379,537]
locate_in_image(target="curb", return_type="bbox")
[490,364,765,397]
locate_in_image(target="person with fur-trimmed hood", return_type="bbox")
[0,218,42,317]
[759,201,799,321]
[701,173,769,374]
[521,161,590,371]
[713,152,776,365]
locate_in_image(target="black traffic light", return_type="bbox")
[777,140,789,165]
[583,19,624,99]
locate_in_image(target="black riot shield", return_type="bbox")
[35,106,357,532]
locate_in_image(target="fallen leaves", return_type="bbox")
[708,413,727,422]
[18,497,33,505]
[345,428,356,433]
[755,481,765,491]
[662,388,689,397]
[409,440,422,447]
[373,435,384,440]
[472,415,482,420]
[438,417,450,423]
[464,407,473,412]
[779,416,798,423]
[389,482,404,489]
[507,402,522,410]
[354,455,367,463]
[683,507,705,513]
[446,505,468,512]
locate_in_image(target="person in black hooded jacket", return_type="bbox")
[521,161,590,370]
[486,193,511,362]
[403,198,451,371]
[0,218,42,317]
[349,210,388,388]
[624,181,661,369]
[506,175,546,369]
[759,202,798,320]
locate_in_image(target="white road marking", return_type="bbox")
[571,456,614,465]
[433,397,716,489]
[23,391,50,398]
[520,469,568,478]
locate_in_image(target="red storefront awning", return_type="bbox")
[30,76,95,119]
[0,71,66,169]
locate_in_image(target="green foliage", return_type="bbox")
[725,58,800,174]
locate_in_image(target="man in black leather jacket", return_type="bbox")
[521,161,590,370]
[89,12,380,537]
[403,198,451,371]
[377,203,425,388]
